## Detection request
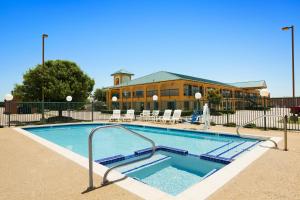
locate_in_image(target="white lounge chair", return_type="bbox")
[123,109,135,122]
[139,110,151,121]
[149,110,160,122]
[170,109,182,123]
[110,110,121,121]
[158,110,172,123]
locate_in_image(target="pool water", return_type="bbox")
[25,124,257,160]
[124,151,224,195]
[24,123,260,196]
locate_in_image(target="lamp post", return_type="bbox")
[5,94,13,127]
[282,25,295,104]
[195,92,202,112]
[66,96,72,118]
[124,91,128,110]
[112,96,118,110]
[41,33,48,122]
[260,89,270,131]
[153,95,158,110]
[88,95,95,121]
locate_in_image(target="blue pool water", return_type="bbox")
[24,123,260,195]
[25,124,258,160]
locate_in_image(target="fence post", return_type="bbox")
[263,97,267,130]
[226,98,229,124]
[8,101,11,127]
[284,115,288,151]
[91,101,94,122]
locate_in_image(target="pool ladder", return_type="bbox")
[86,124,156,191]
[236,114,288,150]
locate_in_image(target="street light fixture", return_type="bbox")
[153,95,158,110]
[5,94,13,127]
[41,33,48,122]
[112,96,118,109]
[66,96,72,118]
[195,92,202,111]
[281,25,295,104]
[260,89,270,131]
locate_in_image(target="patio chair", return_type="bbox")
[122,109,135,122]
[149,110,160,122]
[139,110,151,121]
[110,110,121,121]
[170,109,182,123]
[158,109,172,123]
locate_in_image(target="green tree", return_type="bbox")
[207,89,222,105]
[14,60,94,102]
[13,60,95,118]
[93,88,106,102]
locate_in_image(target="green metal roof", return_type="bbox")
[109,71,237,88]
[111,69,134,76]
[228,80,267,89]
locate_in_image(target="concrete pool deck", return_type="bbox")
[0,123,299,200]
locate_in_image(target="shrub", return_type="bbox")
[243,123,256,128]
[210,121,216,126]
[223,122,237,127]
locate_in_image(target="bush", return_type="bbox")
[223,122,237,127]
[289,116,299,123]
[269,127,280,130]
[243,123,256,128]
[210,121,216,126]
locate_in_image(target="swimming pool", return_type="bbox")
[23,123,263,197]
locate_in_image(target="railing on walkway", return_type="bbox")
[236,114,288,151]
[87,124,156,190]
[0,99,299,131]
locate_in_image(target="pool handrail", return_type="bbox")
[87,124,156,191]
[236,114,288,150]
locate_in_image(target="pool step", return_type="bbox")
[200,141,260,164]
[117,154,171,174]
[134,146,188,156]
[95,154,125,165]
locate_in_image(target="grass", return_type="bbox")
[278,116,300,124]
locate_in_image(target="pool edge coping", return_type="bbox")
[14,123,281,200]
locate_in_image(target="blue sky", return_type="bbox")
[0,0,299,99]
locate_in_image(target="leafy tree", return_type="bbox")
[13,60,95,117]
[93,88,107,111]
[14,60,94,102]
[207,89,222,105]
[93,88,106,102]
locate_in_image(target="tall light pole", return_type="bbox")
[41,33,48,121]
[282,25,295,104]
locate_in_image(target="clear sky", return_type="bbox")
[0,0,299,99]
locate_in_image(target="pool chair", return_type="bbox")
[149,110,160,122]
[186,110,202,124]
[122,109,135,122]
[110,110,121,121]
[139,110,151,121]
[158,109,172,123]
[170,109,182,123]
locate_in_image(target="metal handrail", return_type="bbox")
[236,114,288,150]
[87,124,156,191]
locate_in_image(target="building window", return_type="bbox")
[115,78,120,85]
[133,90,144,98]
[184,85,203,96]
[111,93,119,98]
[167,101,176,110]
[122,91,131,98]
[161,89,179,96]
[184,101,190,111]
[184,85,192,96]
[146,90,157,97]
